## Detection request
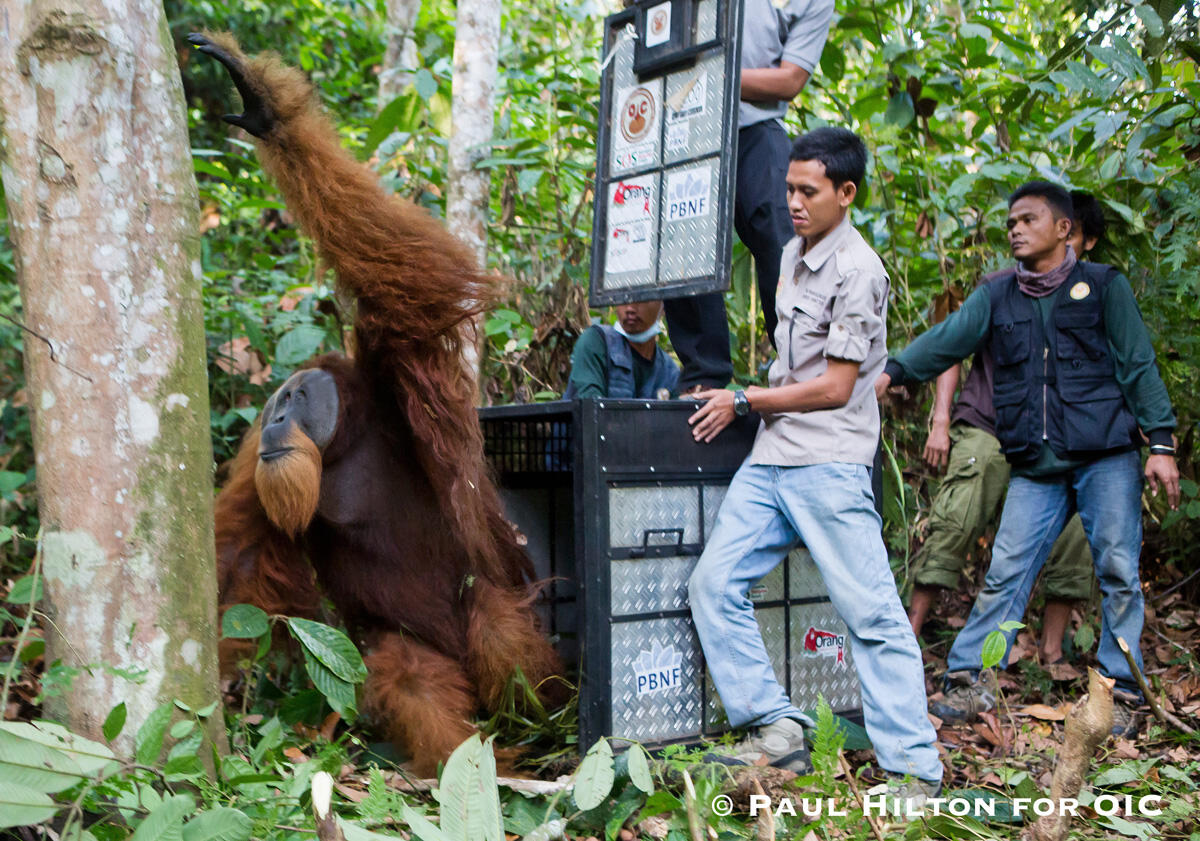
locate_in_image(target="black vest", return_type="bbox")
[986,263,1139,464]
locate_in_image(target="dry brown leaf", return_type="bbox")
[1016,704,1067,721]
[283,747,308,762]
[1113,739,1140,759]
[334,782,368,803]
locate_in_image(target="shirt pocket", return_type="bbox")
[991,317,1032,366]
[787,297,831,369]
[1056,309,1108,362]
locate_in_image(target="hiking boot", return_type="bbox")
[866,775,944,816]
[1111,688,1143,738]
[707,717,812,773]
[930,669,998,724]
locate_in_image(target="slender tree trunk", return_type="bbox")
[0,3,222,758]
[378,0,422,111]
[446,0,500,376]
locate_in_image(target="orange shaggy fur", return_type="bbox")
[205,34,561,774]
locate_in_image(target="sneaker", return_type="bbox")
[929,669,998,724]
[866,775,944,816]
[707,717,813,773]
[1111,688,1143,738]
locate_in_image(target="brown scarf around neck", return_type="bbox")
[1015,245,1077,298]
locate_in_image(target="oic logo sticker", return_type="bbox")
[620,87,657,144]
[1070,281,1091,300]
[803,626,847,667]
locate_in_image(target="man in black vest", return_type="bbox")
[564,299,680,399]
[875,181,1179,736]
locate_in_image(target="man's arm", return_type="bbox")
[1102,274,1180,508]
[741,61,810,101]
[923,365,960,471]
[876,285,992,394]
[565,327,609,399]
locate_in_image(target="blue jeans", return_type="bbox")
[945,450,1145,697]
[688,462,942,782]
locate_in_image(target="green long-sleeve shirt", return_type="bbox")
[887,270,1175,477]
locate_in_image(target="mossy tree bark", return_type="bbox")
[0,3,223,759]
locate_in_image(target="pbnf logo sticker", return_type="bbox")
[632,641,683,696]
[620,87,656,144]
[803,626,846,666]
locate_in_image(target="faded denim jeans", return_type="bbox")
[688,462,942,782]
[945,450,1145,697]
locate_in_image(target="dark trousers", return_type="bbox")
[664,121,795,390]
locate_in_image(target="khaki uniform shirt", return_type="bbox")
[749,214,889,467]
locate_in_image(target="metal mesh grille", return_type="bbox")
[481,417,572,475]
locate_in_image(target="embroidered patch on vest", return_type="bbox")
[1069,281,1091,300]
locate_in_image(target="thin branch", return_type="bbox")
[0,311,94,383]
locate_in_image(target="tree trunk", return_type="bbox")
[378,0,422,111]
[0,4,223,759]
[446,0,500,376]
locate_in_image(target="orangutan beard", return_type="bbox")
[255,426,322,537]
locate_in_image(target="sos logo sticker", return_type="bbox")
[620,87,656,144]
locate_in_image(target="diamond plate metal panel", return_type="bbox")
[790,602,862,713]
[663,51,725,165]
[702,484,727,540]
[611,555,698,616]
[611,616,704,743]
[704,606,788,732]
[658,158,721,283]
[696,0,717,41]
[607,45,662,178]
[747,565,784,603]
[608,485,700,548]
[788,547,829,599]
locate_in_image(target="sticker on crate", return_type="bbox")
[632,641,684,695]
[802,626,847,666]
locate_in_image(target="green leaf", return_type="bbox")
[170,719,196,740]
[129,794,196,841]
[573,738,615,811]
[221,605,270,640]
[414,68,438,101]
[1074,623,1096,653]
[980,630,1008,670]
[181,808,254,841]
[195,702,218,719]
[0,781,59,829]
[364,90,424,154]
[302,648,358,720]
[884,92,915,127]
[0,728,85,793]
[339,818,411,841]
[404,802,450,841]
[5,574,42,604]
[0,470,26,493]
[436,735,503,841]
[275,324,326,366]
[1135,5,1165,39]
[288,618,368,683]
[1093,765,1140,786]
[958,22,990,41]
[625,743,653,794]
[0,525,13,542]
[136,702,175,766]
[997,620,1026,632]
[0,721,118,779]
[103,702,127,742]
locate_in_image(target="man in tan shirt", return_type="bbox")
[687,127,941,801]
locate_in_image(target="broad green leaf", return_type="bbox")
[1093,765,1141,786]
[195,701,218,719]
[129,794,195,841]
[884,92,915,127]
[0,781,59,829]
[364,90,424,155]
[339,818,409,841]
[0,728,85,793]
[274,324,326,366]
[5,574,42,604]
[0,471,26,493]
[103,702,127,742]
[436,734,503,841]
[403,802,449,841]
[170,719,196,740]
[288,618,368,683]
[221,604,269,639]
[302,648,358,720]
[980,630,1008,669]
[136,702,175,766]
[1074,623,1096,652]
[181,808,253,841]
[997,620,1025,632]
[958,22,990,41]
[0,721,117,778]
[573,738,615,811]
[414,68,438,101]
[625,742,653,794]
[0,525,13,542]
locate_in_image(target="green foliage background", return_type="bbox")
[2,0,1199,593]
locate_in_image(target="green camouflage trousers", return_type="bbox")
[912,423,1094,601]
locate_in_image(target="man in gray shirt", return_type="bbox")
[686,128,942,802]
[665,0,836,391]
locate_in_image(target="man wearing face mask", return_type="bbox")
[564,299,680,399]
[876,181,1180,737]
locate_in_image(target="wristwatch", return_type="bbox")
[733,389,750,417]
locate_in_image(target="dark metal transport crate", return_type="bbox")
[480,399,863,750]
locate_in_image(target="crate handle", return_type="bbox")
[629,527,685,558]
